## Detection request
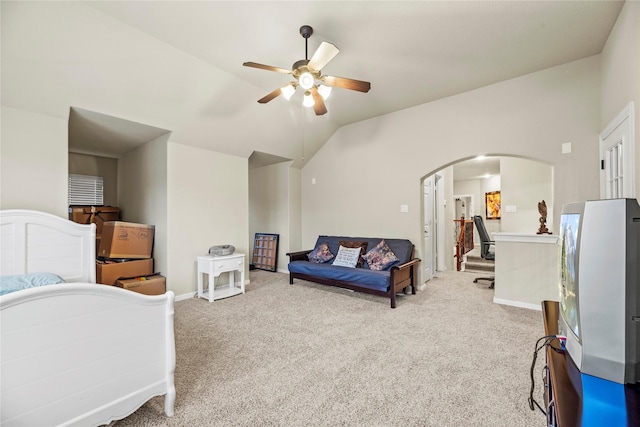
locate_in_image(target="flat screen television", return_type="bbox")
[558,198,640,384]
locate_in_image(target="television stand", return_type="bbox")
[540,301,640,427]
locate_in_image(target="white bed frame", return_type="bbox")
[1,209,97,282]
[1,210,175,426]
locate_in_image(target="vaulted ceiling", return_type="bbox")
[1,1,624,168]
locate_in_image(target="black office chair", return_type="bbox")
[472,215,495,289]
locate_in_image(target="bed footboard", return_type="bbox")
[0,284,176,427]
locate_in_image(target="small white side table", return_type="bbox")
[197,253,245,302]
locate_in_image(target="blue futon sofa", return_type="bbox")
[286,235,421,308]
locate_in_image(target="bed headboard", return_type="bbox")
[0,209,96,283]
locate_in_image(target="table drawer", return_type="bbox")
[213,259,243,271]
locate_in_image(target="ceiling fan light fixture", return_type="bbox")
[281,84,296,100]
[243,25,371,116]
[299,72,315,90]
[303,91,315,107]
[318,84,332,100]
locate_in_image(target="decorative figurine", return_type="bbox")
[537,200,552,234]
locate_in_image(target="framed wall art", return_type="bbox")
[485,191,501,220]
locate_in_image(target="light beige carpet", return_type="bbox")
[114,269,547,426]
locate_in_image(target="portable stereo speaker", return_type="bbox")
[208,245,235,256]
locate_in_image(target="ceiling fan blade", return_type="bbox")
[243,62,291,74]
[257,87,283,104]
[322,75,371,93]
[307,42,339,71]
[257,83,298,104]
[310,87,328,116]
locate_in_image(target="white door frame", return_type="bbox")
[435,173,446,272]
[422,176,435,283]
[600,102,636,199]
[453,194,474,220]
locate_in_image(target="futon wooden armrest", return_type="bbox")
[286,249,313,262]
[390,258,421,271]
[389,258,421,301]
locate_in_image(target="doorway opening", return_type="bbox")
[420,155,553,284]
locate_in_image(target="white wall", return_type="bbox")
[167,143,248,297]
[600,0,640,200]
[301,56,601,282]
[249,162,294,272]
[1,1,303,165]
[288,167,302,257]
[500,158,553,233]
[118,134,169,283]
[1,107,69,216]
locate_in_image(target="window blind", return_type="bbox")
[68,174,104,205]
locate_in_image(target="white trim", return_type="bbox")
[493,297,552,311]
[601,101,635,140]
[599,101,635,198]
[175,292,196,302]
[493,232,558,244]
[435,173,446,272]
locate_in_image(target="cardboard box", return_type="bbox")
[98,221,154,259]
[69,206,120,236]
[115,274,166,295]
[96,258,153,285]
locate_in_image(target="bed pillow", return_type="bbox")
[363,239,400,271]
[307,242,335,263]
[338,240,368,268]
[0,272,66,296]
[331,245,362,268]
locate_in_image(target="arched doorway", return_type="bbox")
[421,155,553,283]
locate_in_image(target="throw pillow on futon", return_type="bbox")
[308,242,335,263]
[338,240,369,268]
[362,239,400,271]
[332,245,362,268]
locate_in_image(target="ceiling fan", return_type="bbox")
[243,25,371,116]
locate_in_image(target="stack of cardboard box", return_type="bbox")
[96,221,166,295]
[69,205,121,253]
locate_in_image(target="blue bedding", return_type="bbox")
[0,272,65,296]
[288,261,391,292]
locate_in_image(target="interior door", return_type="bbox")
[600,102,636,199]
[422,176,435,282]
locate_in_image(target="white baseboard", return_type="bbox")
[175,292,195,302]
[175,279,251,302]
[493,297,542,311]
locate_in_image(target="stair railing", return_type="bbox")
[453,216,475,271]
